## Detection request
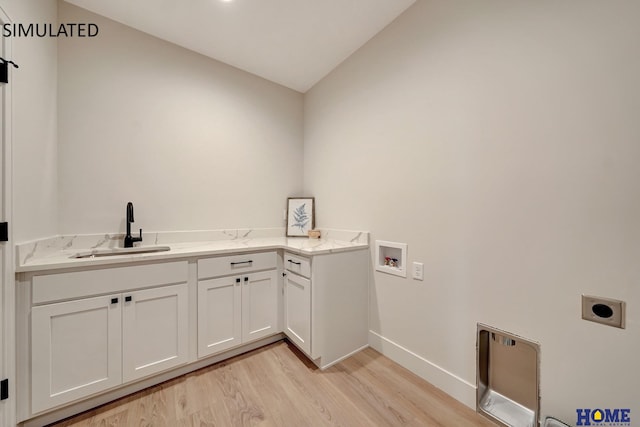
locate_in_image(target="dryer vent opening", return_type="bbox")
[477,324,540,427]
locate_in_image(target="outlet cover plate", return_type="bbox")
[412,262,424,280]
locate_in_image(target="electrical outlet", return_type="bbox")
[412,262,424,281]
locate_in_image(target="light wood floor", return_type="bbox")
[48,341,496,427]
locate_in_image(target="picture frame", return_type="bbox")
[286,197,315,237]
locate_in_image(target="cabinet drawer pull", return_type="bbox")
[125,296,132,302]
[287,259,302,265]
[236,278,241,283]
[111,297,119,304]
[230,260,253,266]
[244,277,249,282]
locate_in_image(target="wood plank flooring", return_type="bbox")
[48,341,496,427]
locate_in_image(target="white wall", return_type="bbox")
[1,0,58,242]
[305,0,640,423]
[57,2,303,235]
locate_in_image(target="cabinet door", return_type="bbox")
[31,295,122,413]
[122,283,188,382]
[283,272,311,355]
[242,270,278,343]
[198,276,241,358]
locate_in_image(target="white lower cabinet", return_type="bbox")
[22,247,367,423]
[122,284,189,382]
[283,272,311,355]
[197,252,279,358]
[242,270,279,342]
[283,250,369,369]
[28,262,189,415]
[197,275,242,355]
[198,269,278,358]
[31,294,122,414]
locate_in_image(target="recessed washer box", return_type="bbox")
[374,240,407,277]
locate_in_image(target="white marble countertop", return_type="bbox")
[16,229,369,273]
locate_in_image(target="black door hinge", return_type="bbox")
[0,222,7,242]
[0,378,8,400]
[0,57,19,85]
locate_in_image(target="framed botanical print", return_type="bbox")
[286,197,315,237]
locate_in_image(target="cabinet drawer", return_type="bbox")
[284,252,311,278]
[32,261,188,305]
[198,251,277,279]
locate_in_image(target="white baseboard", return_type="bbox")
[318,344,369,370]
[368,330,476,409]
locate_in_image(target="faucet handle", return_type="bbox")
[131,229,143,244]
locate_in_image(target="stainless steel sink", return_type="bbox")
[71,245,170,259]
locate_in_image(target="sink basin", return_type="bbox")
[71,246,171,259]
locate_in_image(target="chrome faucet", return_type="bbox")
[124,202,143,248]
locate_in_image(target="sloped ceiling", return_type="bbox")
[64,0,416,92]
